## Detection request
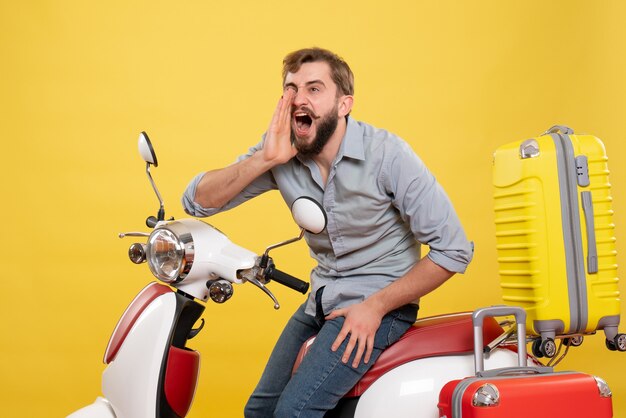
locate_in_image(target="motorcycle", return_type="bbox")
[69,132,608,418]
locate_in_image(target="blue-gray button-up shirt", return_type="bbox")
[182,117,473,316]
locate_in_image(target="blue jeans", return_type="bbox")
[244,289,418,418]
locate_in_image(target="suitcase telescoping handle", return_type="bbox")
[472,306,527,374]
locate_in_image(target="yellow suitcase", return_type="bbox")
[493,126,624,357]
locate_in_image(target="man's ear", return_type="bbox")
[337,95,354,117]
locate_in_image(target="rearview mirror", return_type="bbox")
[138,131,158,166]
[291,197,327,234]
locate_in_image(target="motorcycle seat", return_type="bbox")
[291,311,505,398]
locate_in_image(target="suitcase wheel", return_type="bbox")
[606,334,626,352]
[532,338,557,358]
[562,336,584,347]
[572,336,584,347]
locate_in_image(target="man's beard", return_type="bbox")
[291,105,339,157]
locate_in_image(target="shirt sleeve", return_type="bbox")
[181,138,278,217]
[382,139,474,273]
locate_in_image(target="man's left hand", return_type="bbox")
[325,301,384,368]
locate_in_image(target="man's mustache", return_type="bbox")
[293,107,321,120]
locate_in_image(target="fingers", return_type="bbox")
[277,88,295,134]
[262,90,296,164]
[328,316,373,368]
[350,335,365,367]
[363,335,374,365]
[344,333,374,368]
[344,333,358,365]
[336,332,372,368]
[281,88,295,126]
[269,88,294,134]
[327,304,380,368]
[330,315,349,352]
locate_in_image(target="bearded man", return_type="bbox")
[182,47,473,417]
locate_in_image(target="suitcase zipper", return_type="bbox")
[552,133,588,334]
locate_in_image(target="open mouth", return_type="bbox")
[294,112,313,130]
[293,110,315,137]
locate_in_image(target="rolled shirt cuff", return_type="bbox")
[426,242,474,274]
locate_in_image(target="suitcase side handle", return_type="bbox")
[581,191,599,274]
[472,306,527,373]
[542,125,574,135]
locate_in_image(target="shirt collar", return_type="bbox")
[337,116,365,161]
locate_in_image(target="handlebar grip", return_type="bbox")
[265,266,309,294]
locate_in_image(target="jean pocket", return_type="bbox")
[375,305,418,349]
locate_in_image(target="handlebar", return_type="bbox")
[265,266,309,294]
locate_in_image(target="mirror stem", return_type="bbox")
[146,162,165,220]
[260,228,305,269]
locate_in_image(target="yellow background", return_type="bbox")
[1,1,625,416]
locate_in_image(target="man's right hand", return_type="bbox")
[192,89,297,210]
[261,87,297,165]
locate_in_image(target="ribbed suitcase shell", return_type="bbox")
[438,372,613,417]
[493,129,620,340]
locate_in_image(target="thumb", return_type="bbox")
[325,308,345,320]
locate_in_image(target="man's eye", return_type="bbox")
[310,87,320,93]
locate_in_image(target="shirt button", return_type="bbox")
[331,237,337,242]
[326,207,332,212]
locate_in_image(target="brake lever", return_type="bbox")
[245,275,280,310]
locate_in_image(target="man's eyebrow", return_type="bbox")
[284,80,326,90]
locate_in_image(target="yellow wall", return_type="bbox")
[1,1,625,416]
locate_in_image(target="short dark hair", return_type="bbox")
[282,47,354,96]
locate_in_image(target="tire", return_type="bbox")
[614,334,626,352]
[532,339,544,358]
[540,338,557,358]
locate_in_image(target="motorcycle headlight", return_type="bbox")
[146,226,193,283]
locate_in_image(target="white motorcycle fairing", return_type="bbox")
[151,218,258,301]
[70,282,205,418]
